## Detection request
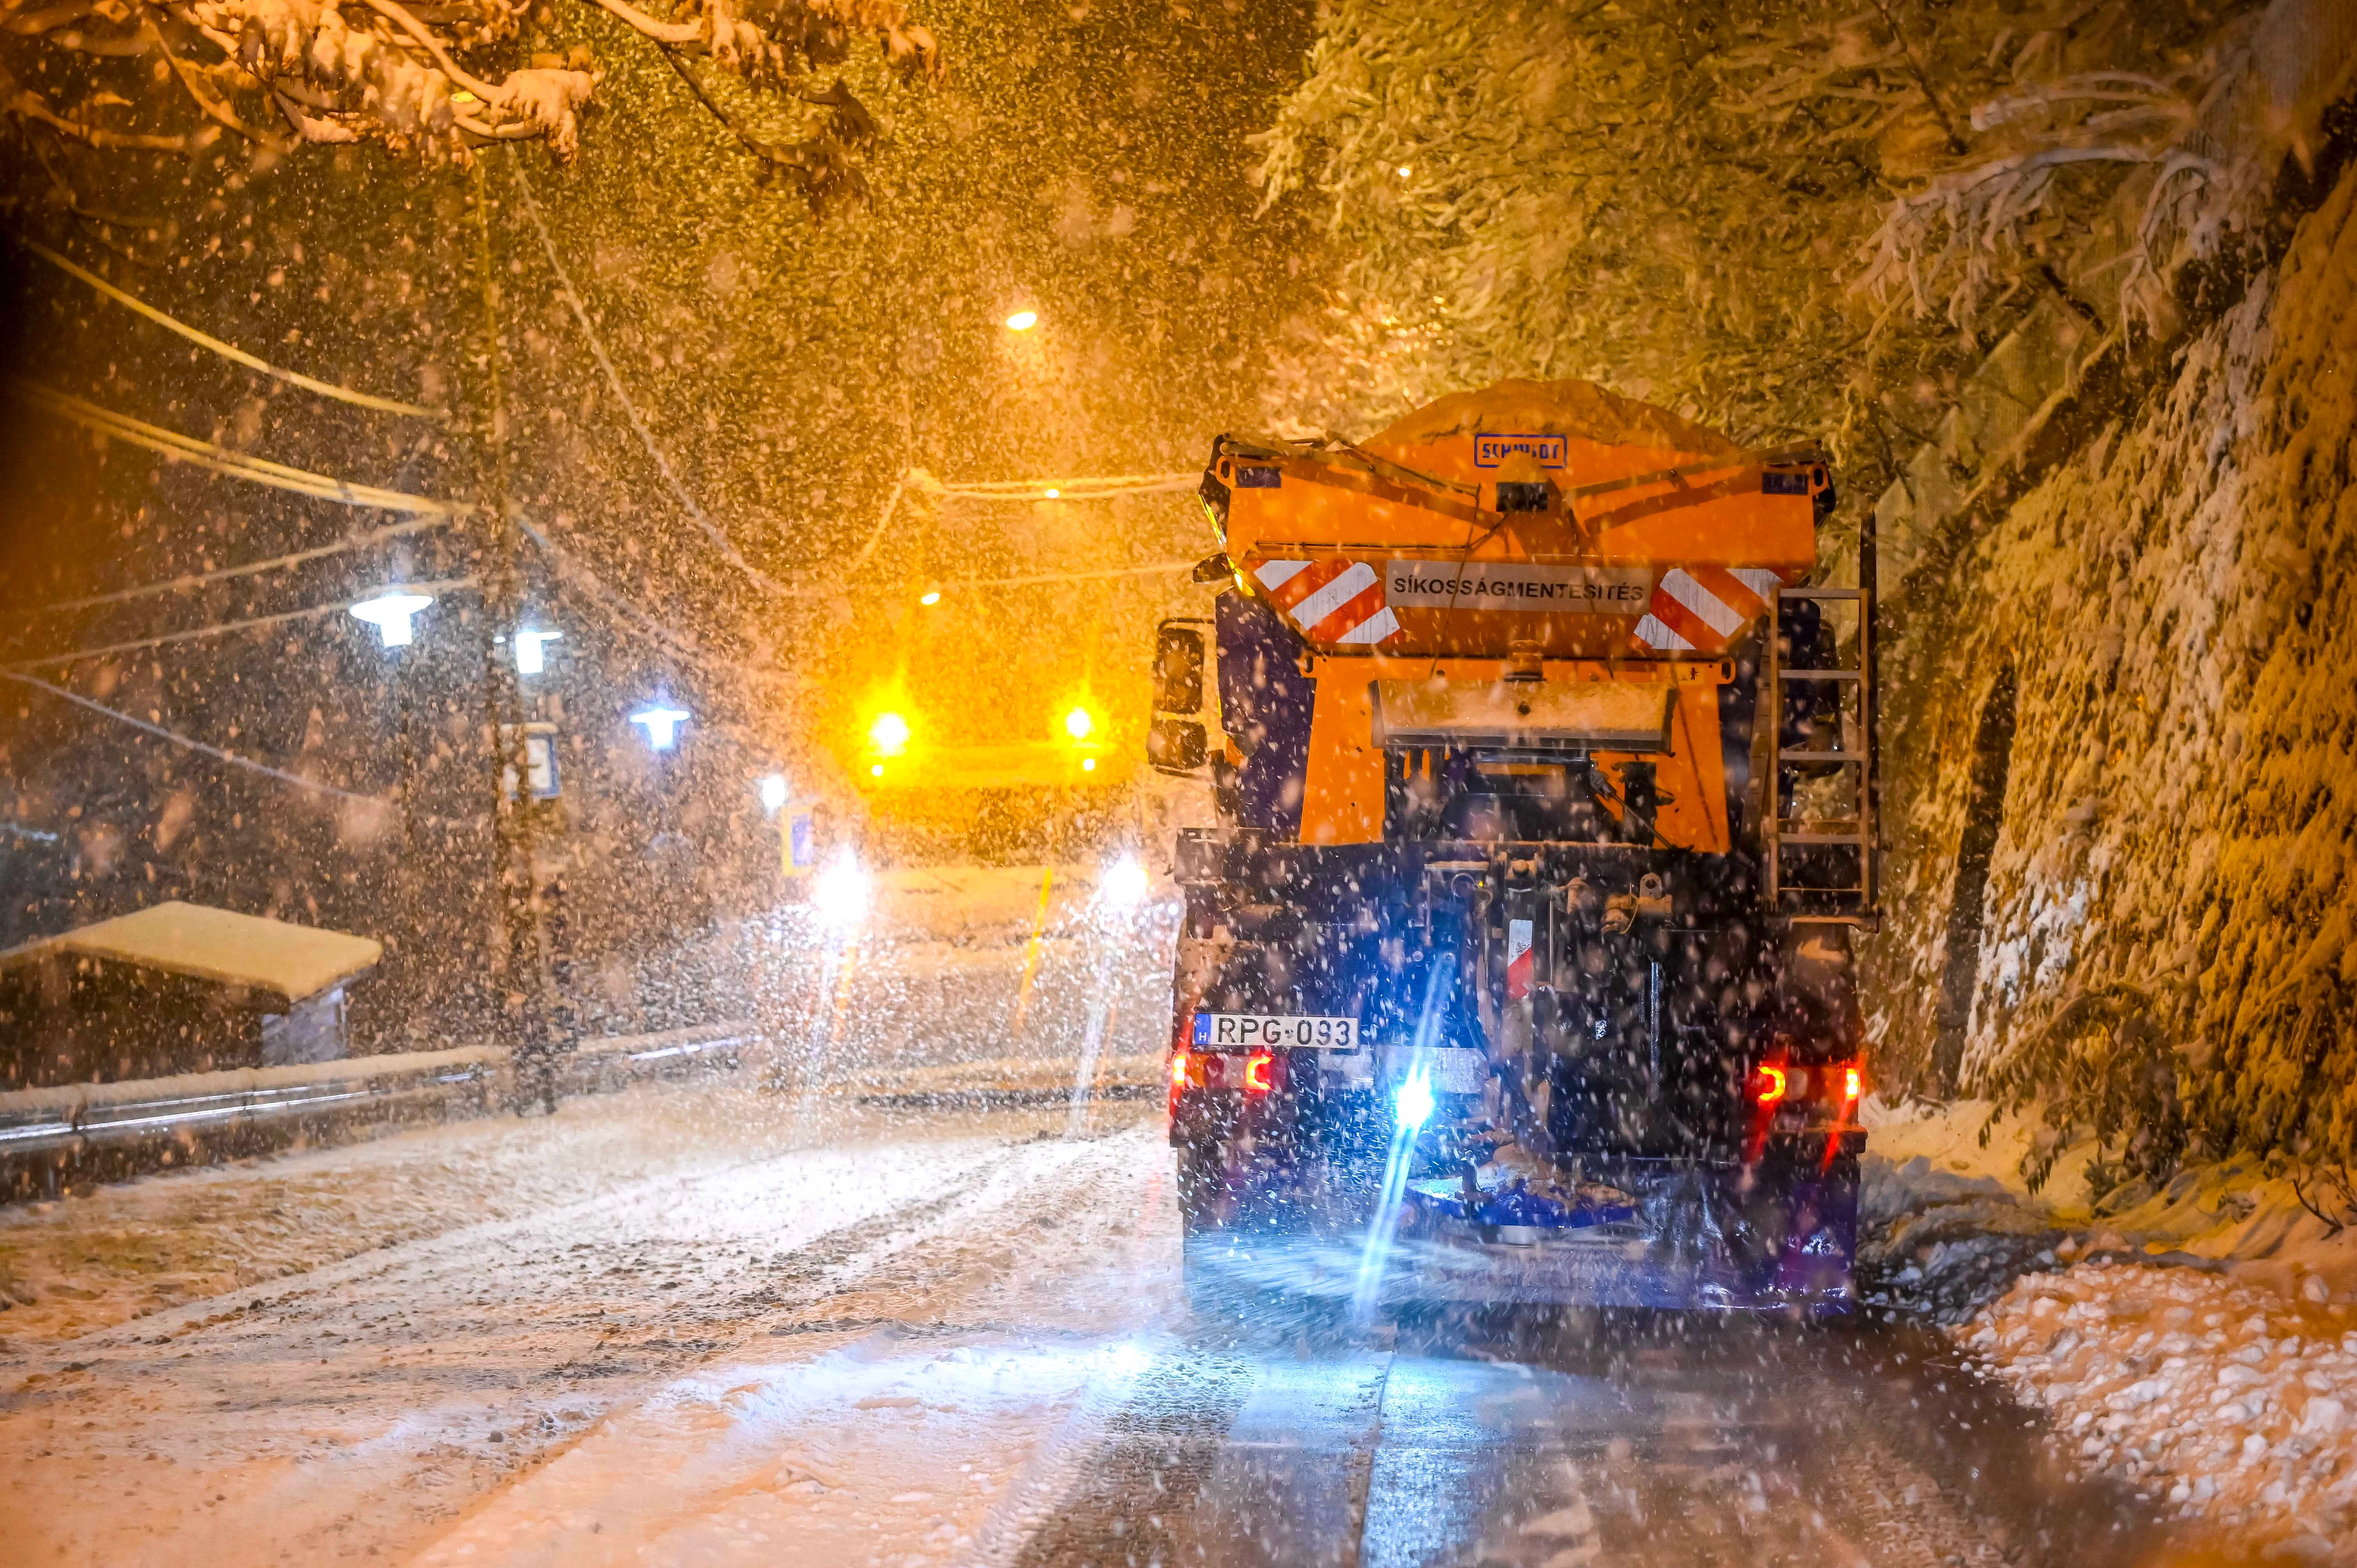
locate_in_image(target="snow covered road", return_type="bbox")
[0,1072,2255,1568]
[0,1084,1169,1564]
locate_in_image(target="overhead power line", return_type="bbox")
[518,523,787,694]
[2,670,392,806]
[11,233,447,420]
[9,381,458,514]
[846,479,906,573]
[517,522,711,670]
[510,160,817,602]
[4,577,477,672]
[15,516,454,616]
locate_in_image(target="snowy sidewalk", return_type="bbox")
[1860,1095,2357,1560]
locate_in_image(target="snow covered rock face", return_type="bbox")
[1962,1261,2357,1559]
[1871,158,2357,1160]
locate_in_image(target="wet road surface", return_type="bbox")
[1021,1308,2203,1568]
[1,1082,2242,1568]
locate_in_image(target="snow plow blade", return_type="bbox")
[1187,1152,1862,1317]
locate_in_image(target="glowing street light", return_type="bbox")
[757,773,789,812]
[869,710,912,756]
[349,590,434,648]
[1395,164,1412,178]
[1004,309,1039,332]
[919,588,942,606]
[1064,706,1095,742]
[1044,487,1061,499]
[629,703,691,750]
[512,629,563,675]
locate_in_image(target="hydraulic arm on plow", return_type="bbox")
[1146,379,1878,1314]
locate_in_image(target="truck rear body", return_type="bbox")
[1150,380,1876,1315]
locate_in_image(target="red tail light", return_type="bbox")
[1243,1048,1276,1095]
[1749,1063,1788,1105]
[1843,1065,1864,1104]
[1170,1051,1192,1090]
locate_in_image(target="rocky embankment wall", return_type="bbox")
[1868,160,2357,1166]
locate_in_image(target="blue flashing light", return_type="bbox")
[1396,1070,1435,1130]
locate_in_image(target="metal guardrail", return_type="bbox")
[0,1023,751,1196]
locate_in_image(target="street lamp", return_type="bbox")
[1004,309,1038,332]
[512,629,563,675]
[629,702,691,750]
[350,590,434,648]
[757,773,789,812]
[1064,705,1095,741]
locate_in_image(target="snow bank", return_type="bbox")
[1961,1261,2357,1563]
[1862,1096,2357,1553]
[1857,1094,2083,1321]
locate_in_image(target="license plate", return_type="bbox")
[1191,1013,1359,1050]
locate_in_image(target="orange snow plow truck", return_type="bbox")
[1148,379,1877,1315]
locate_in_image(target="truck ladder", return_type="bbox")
[1763,547,1880,923]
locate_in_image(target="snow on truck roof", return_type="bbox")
[0,901,381,1007]
[1368,377,1746,459]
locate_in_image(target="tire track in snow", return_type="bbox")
[7,1128,1017,1375]
[394,1122,1183,1568]
[0,1109,1162,1566]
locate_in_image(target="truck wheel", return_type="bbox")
[1175,1139,1232,1236]
[1176,1142,1253,1319]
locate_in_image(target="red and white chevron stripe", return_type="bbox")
[1253,558,1400,646]
[1631,566,1782,655]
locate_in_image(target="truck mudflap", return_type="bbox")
[1191,1149,1862,1316]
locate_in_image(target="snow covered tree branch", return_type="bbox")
[1851,9,2316,338]
[0,0,938,197]
[1251,0,2300,457]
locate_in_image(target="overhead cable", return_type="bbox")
[9,381,458,514]
[517,524,785,760]
[16,516,454,615]
[2,670,393,806]
[11,234,447,420]
[517,521,705,666]
[518,523,786,691]
[509,161,816,601]
[4,577,478,671]
[845,479,906,572]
